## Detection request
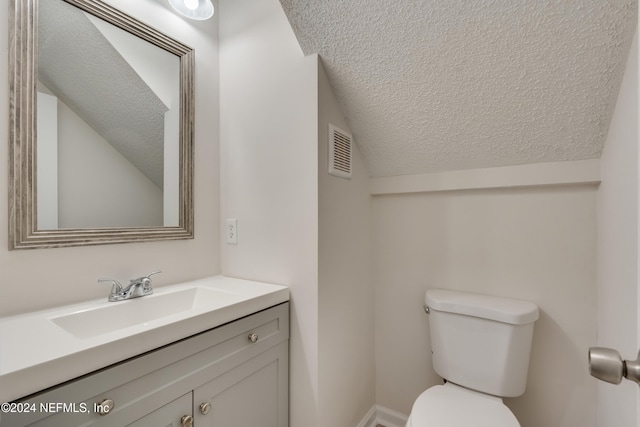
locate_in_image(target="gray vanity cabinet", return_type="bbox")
[2,303,289,427]
[127,393,192,427]
[194,341,288,427]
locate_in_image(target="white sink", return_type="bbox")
[50,287,243,339]
[0,275,289,405]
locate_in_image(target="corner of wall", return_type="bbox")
[218,0,321,426]
[317,56,376,427]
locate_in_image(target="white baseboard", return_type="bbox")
[356,405,377,427]
[357,404,408,427]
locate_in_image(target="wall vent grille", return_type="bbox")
[328,124,352,179]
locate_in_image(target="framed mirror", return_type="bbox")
[9,0,194,249]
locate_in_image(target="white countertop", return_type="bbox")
[0,275,289,404]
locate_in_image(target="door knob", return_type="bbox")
[589,347,640,385]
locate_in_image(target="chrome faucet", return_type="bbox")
[98,271,161,302]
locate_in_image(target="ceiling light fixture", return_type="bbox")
[168,0,214,20]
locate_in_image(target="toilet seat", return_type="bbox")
[406,383,520,427]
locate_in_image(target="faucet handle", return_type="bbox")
[144,271,162,290]
[129,270,162,283]
[98,278,123,297]
[145,270,162,279]
[131,271,162,293]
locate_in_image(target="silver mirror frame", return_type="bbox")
[9,0,194,249]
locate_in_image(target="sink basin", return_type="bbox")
[0,275,289,405]
[50,287,243,339]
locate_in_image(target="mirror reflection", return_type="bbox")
[37,0,180,229]
[8,0,194,249]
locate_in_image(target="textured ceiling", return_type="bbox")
[280,0,638,177]
[39,0,166,189]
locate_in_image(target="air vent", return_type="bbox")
[328,124,352,179]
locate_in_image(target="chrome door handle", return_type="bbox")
[589,347,640,385]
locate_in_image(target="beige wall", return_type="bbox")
[318,61,375,426]
[218,0,319,425]
[373,183,598,427]
[0,0,220,317]
[596,31,638,425]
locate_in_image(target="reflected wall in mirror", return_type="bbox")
[9,0,194,249]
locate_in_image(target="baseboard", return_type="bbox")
[376,405,409,427]
[356,405,377,427]
[357,404,408,427]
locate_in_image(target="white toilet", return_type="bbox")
[406,289,539,427]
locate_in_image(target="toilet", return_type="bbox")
[406,289,539,427]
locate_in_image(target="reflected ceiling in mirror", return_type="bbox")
[9,0,194,249]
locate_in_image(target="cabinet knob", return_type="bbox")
[181,415,193,427]
[96,399,115,416]
[199,402,211,415]
[248,333,258,343]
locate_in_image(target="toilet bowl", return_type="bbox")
[405,289,539,427]
[405,383,519,427]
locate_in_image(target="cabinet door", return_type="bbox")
[127,393,192,427]
[194,341,288,427]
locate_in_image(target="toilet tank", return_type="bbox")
[425,289,539,397]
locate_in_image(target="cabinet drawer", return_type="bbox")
[2,303,289,427]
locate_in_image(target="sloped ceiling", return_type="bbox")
[280,0,638,177]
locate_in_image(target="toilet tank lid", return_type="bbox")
[425,289,539,325]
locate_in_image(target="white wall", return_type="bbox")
[37,92,59,229]
[596,30,638,426]
[218,0,319,425]
[38,88,164,228]
[56,98,163,228]
[0,0,220,316]
[372,182,599,427]
[317,61,375,426]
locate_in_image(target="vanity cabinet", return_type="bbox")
[2,303,289,427]
[194,343,288,426]
[127,393,192,427]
